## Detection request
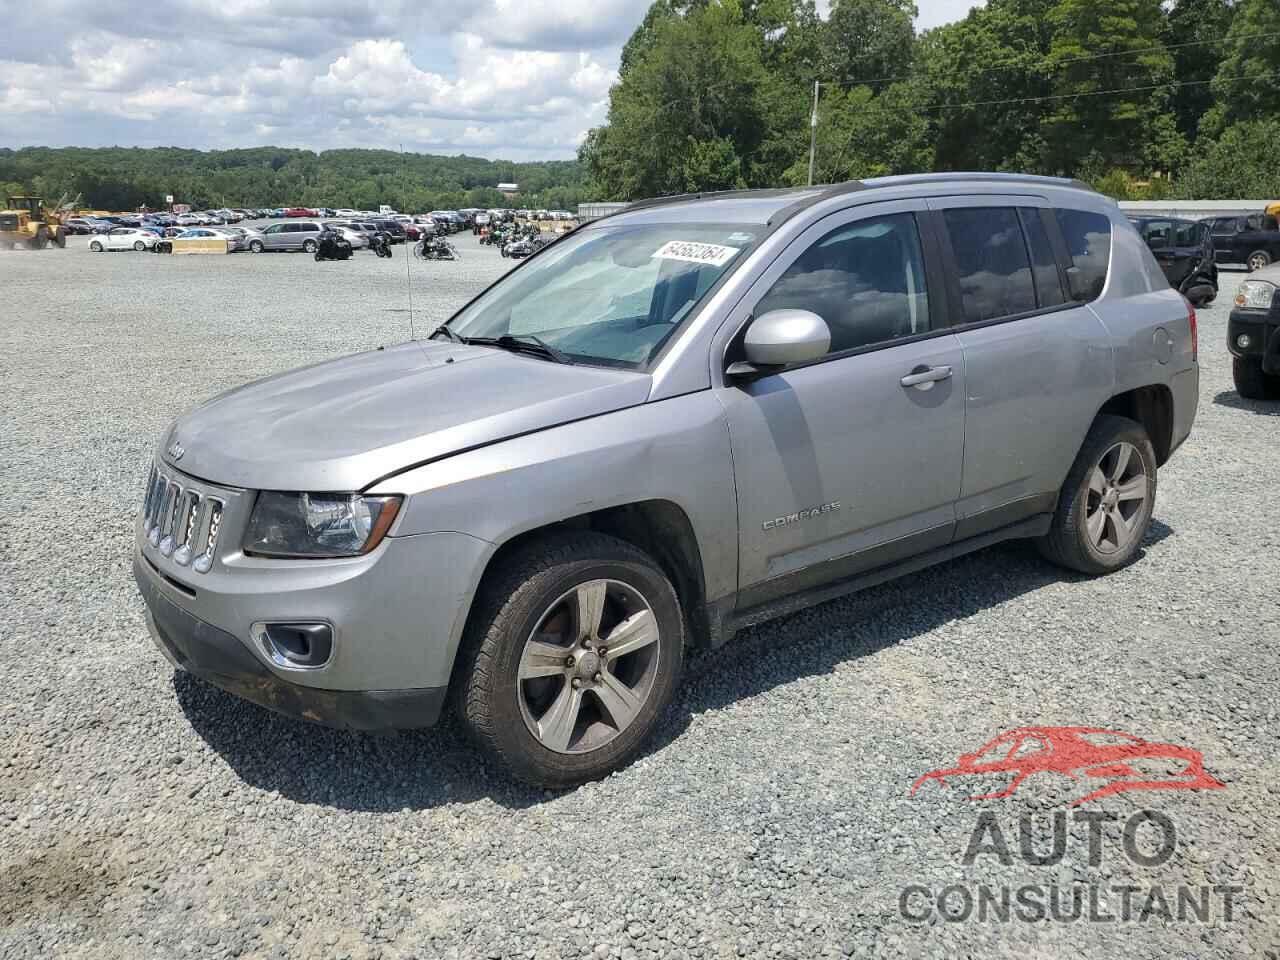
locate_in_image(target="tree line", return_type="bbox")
[579,0,1280,201]
[0,147,590,212]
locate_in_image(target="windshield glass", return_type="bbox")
[446,222,759,367]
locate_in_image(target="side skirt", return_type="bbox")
[705,513,1052,648]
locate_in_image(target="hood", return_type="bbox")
[162,340,651,491]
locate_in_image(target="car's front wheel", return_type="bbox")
[1247,249,1273,272]
[1233,356,1277,400]
[456,533,684,788]
[134,240,146,251]
[249,240,264,253]
[1038,415,1157,575]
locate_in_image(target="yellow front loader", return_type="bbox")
[0,196,67,249]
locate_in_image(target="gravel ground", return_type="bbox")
[2,236,1278,960]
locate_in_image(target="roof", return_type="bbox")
[602,173,1096,227]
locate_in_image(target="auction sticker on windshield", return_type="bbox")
[652,240,740,267]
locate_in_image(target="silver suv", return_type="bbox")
[134,174,1198,786]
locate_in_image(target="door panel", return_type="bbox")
[722,338,966,606]
[711,199,966,607]
[926,196,1114,533]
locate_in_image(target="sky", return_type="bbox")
[0,0,984,161]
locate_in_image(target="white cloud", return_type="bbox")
[0,2,972,158]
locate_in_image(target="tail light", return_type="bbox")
[1186,297,1198,362]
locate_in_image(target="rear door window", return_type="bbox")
[942,207,1038,323]
[1054,209,1113,302]
[1019,208,1066,308]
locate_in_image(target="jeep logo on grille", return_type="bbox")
[166,439,185,462]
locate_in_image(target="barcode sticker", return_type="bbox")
[652,240,740,267]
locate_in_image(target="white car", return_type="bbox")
[322,221,370,248]
[89,228,160,252]
[335,208,357,218]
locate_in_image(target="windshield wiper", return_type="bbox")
[466,334,573,364]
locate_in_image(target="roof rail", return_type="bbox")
[623,186,818,213]
[859,172,1095,192]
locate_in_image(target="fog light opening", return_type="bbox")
[256,621,334,669]
[1236,334,1253,349]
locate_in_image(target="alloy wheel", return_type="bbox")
[1084,441,1148,554]
[517,579,661,755]
[1248,252,1270,272]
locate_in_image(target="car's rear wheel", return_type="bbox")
[302,239,317,253]
[456,532,684,788]
[1038,415,1156,575]
[1247,250,1273,272]
[89,240,103,252]
[1233,356,1277,400]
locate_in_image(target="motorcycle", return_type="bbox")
[414,236,460,261]
[368,232,393,258]
[314,232,353,261]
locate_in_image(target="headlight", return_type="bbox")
[1235,280,1277,310]
[245,492,402,558]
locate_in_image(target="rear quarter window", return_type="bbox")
[1055,209,1112,302]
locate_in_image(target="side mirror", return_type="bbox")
[727,309,831,379]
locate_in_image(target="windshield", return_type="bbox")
[445,222,759,368]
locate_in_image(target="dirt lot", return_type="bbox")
[2,236,1278,959]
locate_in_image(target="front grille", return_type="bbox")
[141,464,227,574]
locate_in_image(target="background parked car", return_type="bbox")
[373,219,408,243]
[1129,216,1218,305]
[89,227,160,252]
[322,221,370,248]
[250,221,323,252]
[1205,213,1280,272]
[284,207,316,218]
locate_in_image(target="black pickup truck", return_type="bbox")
[1205,213,1280,273]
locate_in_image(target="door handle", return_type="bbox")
[900,365,953,388]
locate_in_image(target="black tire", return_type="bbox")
[302,239,317,253]
[314,251,322,261]
[1233,356,1275,400]
[134,240,146,251]
[1037,415,1157,575]
[53,228,66,248]
[1247,249,1273,272]
[249,240,264,253]
[455,532,684,788]
[89,240,103,252]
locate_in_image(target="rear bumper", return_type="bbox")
[135,553,446,731]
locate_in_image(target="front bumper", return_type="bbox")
[135,551,447,730]
[1228,309,1280,374]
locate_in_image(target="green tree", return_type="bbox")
[581,0,768,198]
[915,0,1058,173]
[1165,0,1238,139]
[1041,0,1180,174]
[1177,119,1280,198]
[796,81,933,184]
[822,0,917,84]
[1203,0,1280,135]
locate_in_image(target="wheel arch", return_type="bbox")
[1095,383,1175,465]
[467,499,712,651]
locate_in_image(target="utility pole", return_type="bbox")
[807,80,820,187]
